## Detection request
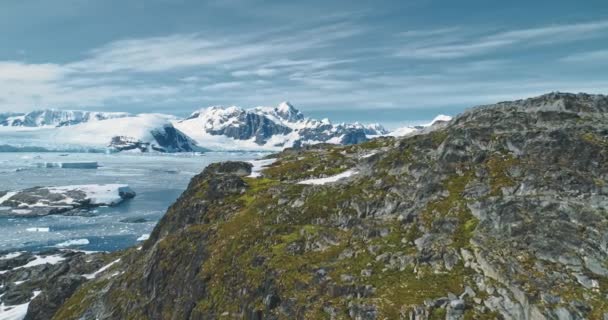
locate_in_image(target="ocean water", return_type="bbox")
[0,151,265,252]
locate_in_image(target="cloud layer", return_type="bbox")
[1,7,607,115]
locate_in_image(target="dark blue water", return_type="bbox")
[0,151,266,252]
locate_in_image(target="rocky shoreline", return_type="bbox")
[0,249,123,320]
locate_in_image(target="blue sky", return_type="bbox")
[1,0,607,126]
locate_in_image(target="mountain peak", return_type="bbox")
[274,101,303,122]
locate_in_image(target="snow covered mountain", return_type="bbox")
[173,102,388,150]
[0,109,131,127]
[0,112,203,153]
[0,103,449,153]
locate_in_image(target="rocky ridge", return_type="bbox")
[173,101,389,149]
[19,92,608,319]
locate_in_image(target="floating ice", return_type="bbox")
[55,239,90,248]
[36,162,100,169]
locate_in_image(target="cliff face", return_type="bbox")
[48,92,608,319]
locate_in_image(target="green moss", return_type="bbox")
[264,150,354,181]
[429,308,447,319]
[52,278,111,320]
[485,153,519,196]
[581,132,608,147]
[357,137,394,150]
[429,130,448,147]
[239,177,278,206]
[374,263,469,319]
[463,309,502,319]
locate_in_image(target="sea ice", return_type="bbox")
[55,239,90,248]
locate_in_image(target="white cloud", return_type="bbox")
[560,49,608,63]
[0,16,606,114]
[0,19,364,112]
[65,21,362,75]
[396,20,608,59]
[231,68,279,78]
[179,76,204,83]
[0,61,67,82]
[201,81,243,91]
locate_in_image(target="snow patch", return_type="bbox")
[16,255,66,270]
[82,259,121,280]
[361,152,377,159]
[426,114,452,126]
[0,290,41,320]
[136,234,150,241]
[388,114,453,137]
[0,192,16,204]
[298,170,358,185]
[388,126,417,137]
[247,158,277,178]
[0,252,23,260]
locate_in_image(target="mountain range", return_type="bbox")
[0,103,448,153]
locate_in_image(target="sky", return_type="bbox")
[1,0,607,127]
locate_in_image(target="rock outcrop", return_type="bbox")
[30,92,608,319]
[0,250,123,320]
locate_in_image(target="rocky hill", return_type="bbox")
[19,92,608,319]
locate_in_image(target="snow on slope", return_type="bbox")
[298,170,359,185]
[388,114,453,137]
[0,290,41,320]
[426,114,452,126]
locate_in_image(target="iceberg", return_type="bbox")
[36,162,100,169]
[55,239,90,248]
